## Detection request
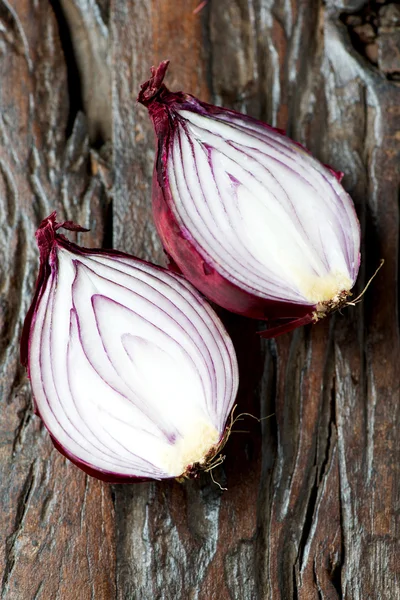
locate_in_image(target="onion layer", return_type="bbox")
[138,62,361,337]
[20,213,238,482]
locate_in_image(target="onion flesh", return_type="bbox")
[138,61,361,336]
[20,213,239,482]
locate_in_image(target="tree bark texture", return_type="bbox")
[0,1,398,599]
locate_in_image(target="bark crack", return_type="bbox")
[32,581,43,600]
[48,0,84,140]
[50,0,111,145]
[12,392,32,455]
[1,461,38,598]
[296,334,344,595]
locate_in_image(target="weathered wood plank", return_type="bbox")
[0,1,115,598]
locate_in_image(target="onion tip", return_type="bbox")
[138,60,170,106]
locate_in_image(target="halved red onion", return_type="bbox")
[138,62,361,336]
[20,213,239,482]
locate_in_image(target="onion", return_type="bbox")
[20,213,239,482]
[138,62,361,337]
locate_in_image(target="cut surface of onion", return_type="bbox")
[20,213,239,482]
[138,61,361,336]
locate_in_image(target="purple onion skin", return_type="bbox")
[20,213,181,483]
[20,215,87,379]
[50,434,150,484]
[138,62,355,337]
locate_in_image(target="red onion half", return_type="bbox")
[138,62,361,336]
[20,213,238,482]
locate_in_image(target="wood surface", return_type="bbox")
[0,0,398,598]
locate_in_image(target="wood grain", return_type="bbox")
[0,0,398,598]
[0,1,115,598]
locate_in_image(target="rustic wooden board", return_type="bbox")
[0,0,398,598]
[0,1,115,598]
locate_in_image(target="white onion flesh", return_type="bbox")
[28,245,239,479]
[167,109,360,306]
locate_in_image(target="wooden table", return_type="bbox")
[0,1,398,598]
